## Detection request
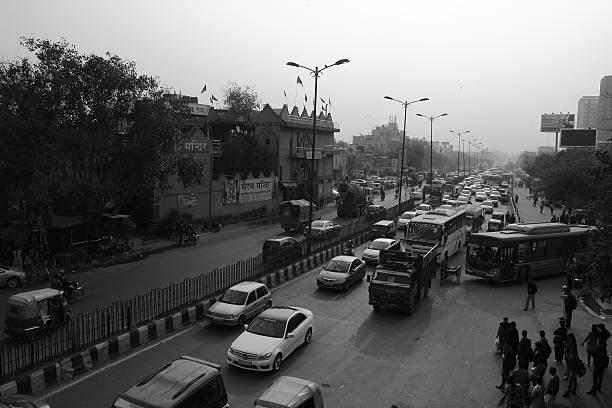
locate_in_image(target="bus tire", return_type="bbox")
[519,267,529,284]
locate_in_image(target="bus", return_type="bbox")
[404,208,467,260]
[463,204,485,235]
[465,222,592,283]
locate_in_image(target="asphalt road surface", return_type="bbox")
[0,189,404,339]
[43,192,610,408]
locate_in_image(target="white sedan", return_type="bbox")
[227,306,314,372]
[361,238,400,265]
[481,200,494,214]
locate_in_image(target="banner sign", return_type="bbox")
[238,178,274,203]
[541,114,575,132]
[177,194,198,208]
[223,180,238,204]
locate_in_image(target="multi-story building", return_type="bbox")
[351,118,402,153]
[577,96,599,129]
[537,146,555,155]
[597,75,612,145]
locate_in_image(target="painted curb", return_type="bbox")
[0,232,368,396]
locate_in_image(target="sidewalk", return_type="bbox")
[580,287,612,321]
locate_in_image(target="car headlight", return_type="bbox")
[229,347,236,355]
[226,314,236,319]
[258,352,272,360]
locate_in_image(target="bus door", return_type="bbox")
[498,246,514,281]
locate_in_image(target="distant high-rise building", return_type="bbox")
[597,75,612,144]
[577,96,598,128]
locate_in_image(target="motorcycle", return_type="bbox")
[343,246,355,256]
[202,220,222,233]
[181,231,199,246]
[61,279,84,302]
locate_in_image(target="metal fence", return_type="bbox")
[0,203,406,380]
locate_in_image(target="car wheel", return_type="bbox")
[6,278,19,289]
[272,354,282,372]
[237,315,246,327]
[304,328,313,345]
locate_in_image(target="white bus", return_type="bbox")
[404,208,467,260]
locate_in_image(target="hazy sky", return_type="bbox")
[2,0,611,154]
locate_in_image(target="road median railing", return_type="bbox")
[0,204,402,381]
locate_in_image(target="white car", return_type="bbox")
[475,192,487,202]
[397,211,417,230]
[415,203,432,215]
[457,195,472,205]
[227,306,314,372]
[206,281,272,326]
[361,238,400,265]
[489,194,500,207]
[410,189,423,200]
[481,200,494,214]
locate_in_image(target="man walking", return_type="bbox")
[553,319,568,364]
[586,344,608,395]
[545,366,559,407]
[496,344,517,391]
[496,317,510,355]
[523,278,537,311]
[562,286,577,329]
[539,200,544,214]
[518,330,533,370]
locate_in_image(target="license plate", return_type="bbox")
[237,360,252,367]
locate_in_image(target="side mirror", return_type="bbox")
[243,324,249,331]
[286,332,295,339]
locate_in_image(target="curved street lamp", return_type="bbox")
[416,113,448,185]
[384,96,429,215]
[286,58,349,255]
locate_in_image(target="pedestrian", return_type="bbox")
[518,330,534,370]
[23,250,32,273]
[562,286,577,329]
[544,366,559,408]
[550,214,558,223]
[496,317,510,355]
[508,213,516,224]
[586,344,608,395]
[534,330,552,370]
[533,196,538,207]
[529,378,546,408]
[582,324,598,366]
[596,323,610,348]
[562,334,579,398]
[539,201,544,214]
[497,343,517,391]
[497,375,525,408]
[523,278,537,311]
[509,322,519,353]
[511,365,530,396]
[43,259,50,283]
[553,319,567,364]
[515,193,519,203]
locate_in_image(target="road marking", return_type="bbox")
[41,323,200,399]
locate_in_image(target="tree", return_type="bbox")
[222,82,260,120]
[219,134,274,177]
[0,38,204,228]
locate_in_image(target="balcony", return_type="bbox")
[294,146,323,159]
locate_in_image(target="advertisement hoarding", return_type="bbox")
[559,129,597,147]
[541,114,575,132]
[177,194,198,208]
[238,178,274,203]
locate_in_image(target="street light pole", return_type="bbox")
[384,96,429,216]
[450,130,469,180]
[286,58,349,255]
[416,113,448,185]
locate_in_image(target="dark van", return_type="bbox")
[262,237,302,264]
[370,220,397,239]
[112,356,228,408]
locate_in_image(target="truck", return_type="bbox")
[336,182,368,217]
[280,199,321,232]
[367,244,438,314]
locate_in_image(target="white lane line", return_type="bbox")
[41,323,201,399]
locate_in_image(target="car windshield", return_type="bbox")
[324,259,350,273]
[400,213,413,219]
[483,201,493,206]
[408,222,442,241]
[417,205,429,211]
[220,289,248,305]
[247,316,287,338]
[311,220,326,227]
[367,241,389,250]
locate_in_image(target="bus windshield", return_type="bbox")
[467,240,501,270]
[408,222,442,241]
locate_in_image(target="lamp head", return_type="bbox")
[440,113,448,117]
[286,61,300,67]
[334,58,350,65]
[419,98,429,102]
[416,113,425,117]
[384,96,393,100]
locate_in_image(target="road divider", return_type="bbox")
[0,231,370,397]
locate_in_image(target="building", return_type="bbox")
[577,96,599,129]
[537,146,555,155]
[597,75,612,145]
[351,118,402,153]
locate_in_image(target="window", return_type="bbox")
[246,291,257,305]
[350,260,361,270]
[266,137,270,145]
[179,377,225,408]
[256,286,269,298]
[287,313,306,333]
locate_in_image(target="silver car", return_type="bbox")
[361,238,401,265]
[206,281,272,326]
[0,394,50,408]
[0,265,26,289]
[317,256,366,291]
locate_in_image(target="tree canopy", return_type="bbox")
[222,81,260,120]
[0,38,203,226]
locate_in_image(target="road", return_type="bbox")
[0,189,405,339]
[43,189,610,407]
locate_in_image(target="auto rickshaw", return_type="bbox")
[5,288,69,339]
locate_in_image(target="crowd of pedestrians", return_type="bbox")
[494,311,609,407]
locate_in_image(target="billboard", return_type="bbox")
[559,129,597,147]
[177,194,198,208]
[541,114,575,132]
